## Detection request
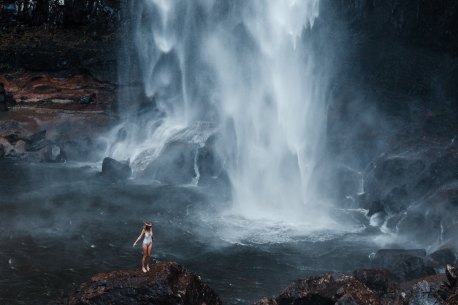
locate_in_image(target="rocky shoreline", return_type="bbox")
[53,251,458,305]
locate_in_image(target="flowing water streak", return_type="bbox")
[112,0,336,230]
[205,0,331,224]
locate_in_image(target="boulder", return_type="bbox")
[371,249,435,281]
[25,130,48,152]
[14,140,26,155]
[102,157,132,180]
[79,95,94,105]
[427,248,457,269]
[275,273,381,305]
[142,141,197,185]
[52,261,222,305]
[352,269,398,295]
[39,144,66,163]
[406,277,448,305]
[0,137,14,157]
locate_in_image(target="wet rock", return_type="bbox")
[102,157,132,180]
[79,95,93,105]
[352,269,398,295]
[141,123,218,185]
[336,294,359,305]
[25,130,48,151]
[372,249,435,281]
[254,298,278,305]
[406,277,447,305]
[0,137,14,157]
[52,261,222,305]
[14,140,26,155]
[427,248,457,269]
[40,144,66,163]
[275,273,380,305]
[445,264,457,290]
[142,141,197,185]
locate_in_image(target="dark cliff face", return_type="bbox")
[330,0,458,52]
[0,0,124,83]
[319,0,458,169]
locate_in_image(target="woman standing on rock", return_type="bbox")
[133,222,154,273]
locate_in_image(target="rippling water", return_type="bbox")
[0,161,384,305]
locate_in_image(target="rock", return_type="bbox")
[79,95,93,104]
[446,264,458,289]
[352,269,398,295]
[14,140,26,155]
[25,130,48,152]
[275,273,381,305]
[4,134,20,145]
[406,278,447,305]
[336,294,359,305]
[40,144,66,163]
[0,144,4,158]
[372,249,435,281]
[0,137,14,157]
[254,298,278,305]
[52,261,222,305]
[102,157,132,180]
[142,141,198,185]
[427,248,457,269]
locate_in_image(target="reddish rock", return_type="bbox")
[275,273,381,305]
[352,269,398,295]
[52,261,221,305]
[0,72,116,112]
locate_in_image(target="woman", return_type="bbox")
[133,221,154,272]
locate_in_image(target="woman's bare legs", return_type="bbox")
[146,243,153,271]
[141,244,148,272]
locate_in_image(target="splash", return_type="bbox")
[111,0,334,228]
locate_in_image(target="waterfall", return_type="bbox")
[111,0,334,226]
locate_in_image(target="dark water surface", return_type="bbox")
[0,161,380,305]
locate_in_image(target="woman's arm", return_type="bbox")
[133,228,145,247]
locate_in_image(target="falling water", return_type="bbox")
[110,0,336,230]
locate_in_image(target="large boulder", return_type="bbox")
[371,249,435,281]
[102,157,132,180]
[52,261,222,305]
[142,141,197,185]
[275,273,381,305]
[405,276,449,305]
[254,268,458,305]
[352,269,398,296]
[427,248,457,269]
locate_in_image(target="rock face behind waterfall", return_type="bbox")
[52,262,222,305]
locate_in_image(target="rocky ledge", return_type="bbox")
[256,265,458,305]
[53,258,458,305]
[52,261,222,305]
